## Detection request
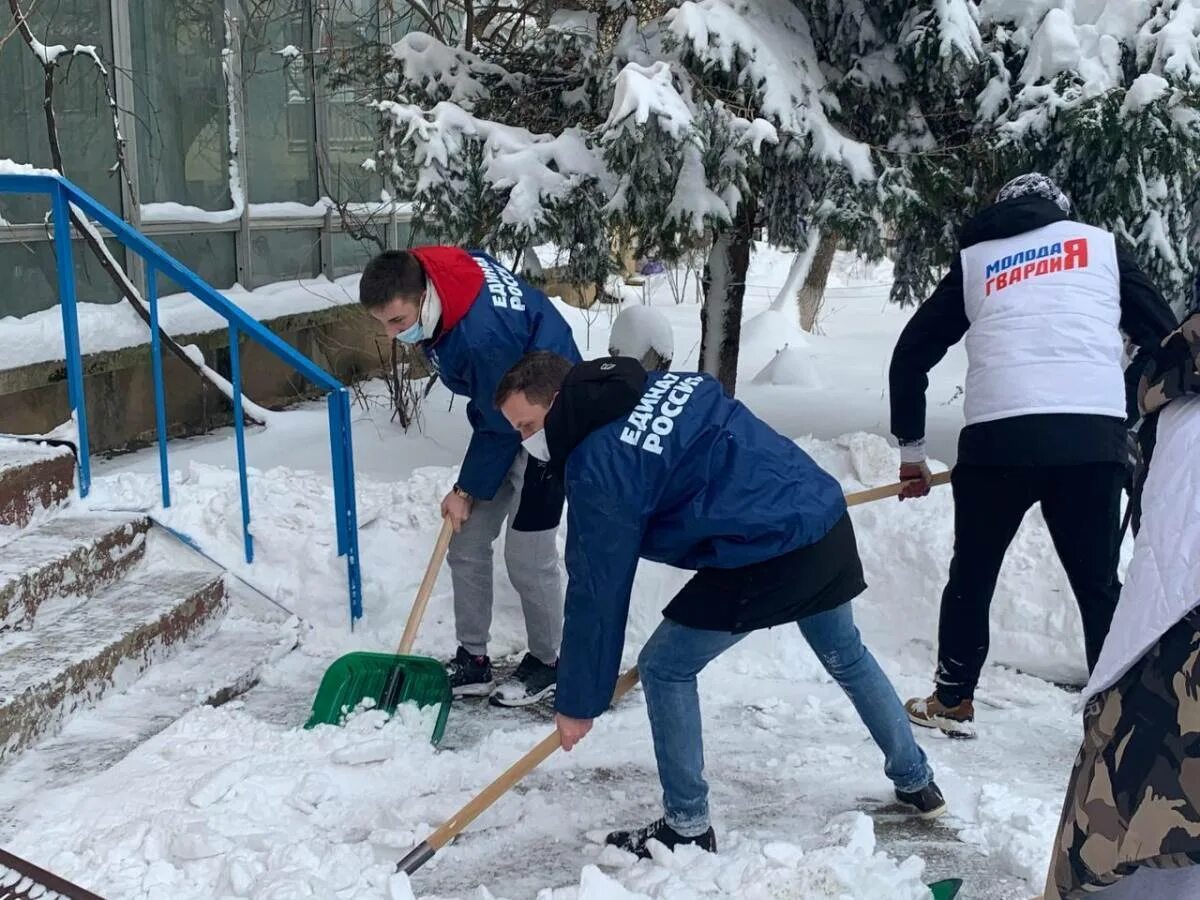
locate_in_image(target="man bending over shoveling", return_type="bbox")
[360,248,581,707]
[493,352,946,857]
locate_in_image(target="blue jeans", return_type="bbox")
[637,603,933,836]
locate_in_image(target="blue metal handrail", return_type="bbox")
[0,172,363,626]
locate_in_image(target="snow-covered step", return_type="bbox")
[0,441,74,530]
[0,846,103,899]
[0,555,228,763]
[0,513,149,631]
[0,583,297,831]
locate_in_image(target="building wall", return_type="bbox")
[0,306,387,452]
[0,0,420,318]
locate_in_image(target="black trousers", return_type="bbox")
[934,462,1124,705]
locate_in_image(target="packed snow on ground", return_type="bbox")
[0,246,1105,898]
[607,305,674,363]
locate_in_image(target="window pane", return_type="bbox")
[324,0,383,203]
[240,0,318,203]
[332,229,382,278]
[150,232,238,298]
[249,228,320,288]
[0,238,127,318]
[130,0,231,211]
[0,0,120,224]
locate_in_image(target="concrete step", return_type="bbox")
[0,441,74,530]
[0,513,150,631]
[0,581,298,836]
[0,539,228,763]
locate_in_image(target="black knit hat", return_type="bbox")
[996,173,1071,215]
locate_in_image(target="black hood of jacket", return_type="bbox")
[544,357,646,479]
[960,195,1068,250]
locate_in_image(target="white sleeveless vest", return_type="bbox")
[1084,396,1200,702]
[959,219,1125,426]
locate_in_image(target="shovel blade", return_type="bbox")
[305,651,452,744]
[928,879,963,899]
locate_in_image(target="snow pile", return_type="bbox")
[4,703,450,899]
[6,685,932,900]
[608,305,674,366]
[959,784,1060,885]
[86,460,456,646]
[565,814,928,899]
[738,308,810,375]
[752,345,822,389]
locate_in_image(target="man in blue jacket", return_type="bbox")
[360,248,582,706]
[494,352,944,857]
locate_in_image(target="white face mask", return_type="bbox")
[522,429,550,463]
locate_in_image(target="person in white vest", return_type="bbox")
[888,173,1177,736]
[1042,313,1200,899]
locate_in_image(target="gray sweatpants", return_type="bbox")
[449,452,564,664]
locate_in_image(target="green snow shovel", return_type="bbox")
[928,879,963,899]
[306,518,454,743]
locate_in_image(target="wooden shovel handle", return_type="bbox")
[424,666,643,853]
[845,469,951,507]
[397,517,454,656]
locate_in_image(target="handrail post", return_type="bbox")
[327,389,362,627]
[0,174,368,623]
[338,389,362,624]
[50,184,91,497]
[327,393,348,556]
[228,323,254,564]
[147,265,171,508]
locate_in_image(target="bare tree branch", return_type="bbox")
[8,0,267,427]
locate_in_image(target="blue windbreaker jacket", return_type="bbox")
[416,247,581,500]
[555,370,847,718]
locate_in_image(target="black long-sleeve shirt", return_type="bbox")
[889,196,1178,467]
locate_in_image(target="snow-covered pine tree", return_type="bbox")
[875,1,1200,311]
[367,0,890,394]
[376,13,614,286]
[599,0,880,392]
[978,3,1200,312]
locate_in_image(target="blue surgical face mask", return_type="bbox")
[394,320,425,344]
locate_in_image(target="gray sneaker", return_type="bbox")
[489,653,556,707]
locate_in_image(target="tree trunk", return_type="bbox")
[797,229,839,333]
[700,197,755,396]
[769,228,820,313]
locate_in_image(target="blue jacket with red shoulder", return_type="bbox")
[413,246,582,500]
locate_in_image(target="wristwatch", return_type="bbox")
[451,484,472,500]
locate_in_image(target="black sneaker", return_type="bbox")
[895,781,947,820]
[489,652,557,707]
[605,818,717,859]
[446,647,495,698]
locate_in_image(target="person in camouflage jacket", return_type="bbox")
[1043,312,1200,899]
